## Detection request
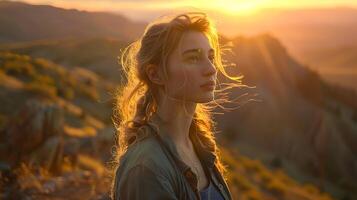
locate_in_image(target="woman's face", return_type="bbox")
[164,31,217,103]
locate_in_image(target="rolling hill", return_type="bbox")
[0,37,128,82]
[0,1,145,43]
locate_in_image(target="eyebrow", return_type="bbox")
[182,48,214,55]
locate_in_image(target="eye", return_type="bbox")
[187,56,200,63]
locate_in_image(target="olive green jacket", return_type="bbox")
[112,119,232,200]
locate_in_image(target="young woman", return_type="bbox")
[111,12,242,200]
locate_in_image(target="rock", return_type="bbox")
[29,136,64,174]
[2,99,64,171]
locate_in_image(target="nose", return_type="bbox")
[203,59,217,77]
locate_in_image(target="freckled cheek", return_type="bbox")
[169,67,198,94]
[181,66,199,86]
[173,69,186,86]
[186,73,199,89]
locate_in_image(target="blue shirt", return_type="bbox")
[200,179,225,200]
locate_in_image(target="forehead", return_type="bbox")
[178,31,213,53]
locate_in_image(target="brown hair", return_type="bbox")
[111,11,243,194]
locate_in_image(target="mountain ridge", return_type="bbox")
[0,1,146,43]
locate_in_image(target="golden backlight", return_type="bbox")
[21,0,357,18]
[192,0,264,16]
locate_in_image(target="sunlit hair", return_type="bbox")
[110,11,244,194]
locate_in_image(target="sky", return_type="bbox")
[13,0,357,21]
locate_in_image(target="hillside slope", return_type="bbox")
[215,34,357,199]
[0,1,145,43]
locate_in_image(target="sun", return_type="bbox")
[198,0,265,16]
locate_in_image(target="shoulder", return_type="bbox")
[112,128,179,199]
[113,163,178,200]
[115,126,174,179]
[123,136,168,169]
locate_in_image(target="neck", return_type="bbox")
[155,95,196,148]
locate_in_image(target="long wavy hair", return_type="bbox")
[111,11,244,192]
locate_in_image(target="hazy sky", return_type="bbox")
[14,0,357,21]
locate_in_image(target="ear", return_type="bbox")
[146,64,164,85]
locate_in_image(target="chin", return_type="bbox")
[196,93,215,103]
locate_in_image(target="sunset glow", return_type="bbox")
[15,0,357,20]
